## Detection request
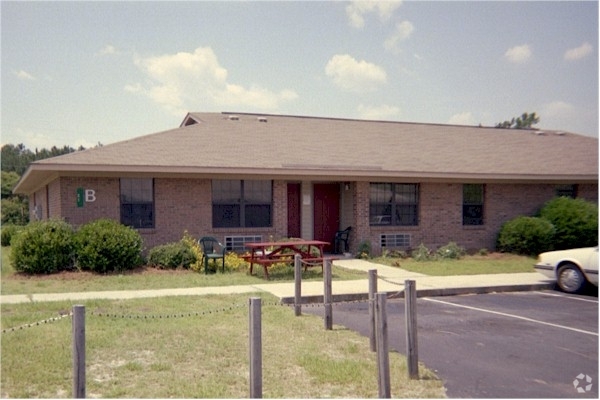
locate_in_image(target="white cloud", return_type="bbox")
[357,104,400,120]
[564,42,593,61]
[5,127,96,150]
[346,0,403,29]
[126,47,297,115]
[325,54,387,92]
[15,70,35,80]
[448,112,476,126]
[504,44,532,63]
[384,20,414,52]
[540,100,575,117]
[97,44,118,56]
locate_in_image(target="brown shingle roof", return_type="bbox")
[14,112,598,194]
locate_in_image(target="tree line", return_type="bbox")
[1,143,86,225]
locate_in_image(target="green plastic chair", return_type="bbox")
[199,237,226,274]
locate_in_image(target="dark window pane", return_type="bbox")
[244,180,272,203]
[213,205,241,228]
[395,205,418,225]
[211,180,272,228]
[212,180,241,203]
[370,183,418,226]
[556,184,577,198]
[463,184,484,225]
[120,178,154,229]
[463,205,483,225]
[245,205,271,227]
[463,184,483,204]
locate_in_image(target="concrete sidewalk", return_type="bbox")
[0,259,554,305]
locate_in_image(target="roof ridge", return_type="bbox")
[211,111,576,134]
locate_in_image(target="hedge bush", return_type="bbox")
[496,216,555,256]
[1,224,21,246]
[74,219,143,273]
[147,242,196,269]
[9,219,75,274]
[538,197,598,250]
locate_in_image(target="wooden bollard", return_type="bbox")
[72,305,86,398]
[368,269,377,352]
[375,293,390,398]
[294,254,302,316]
[249,298,262,398]
[405,280,419,379]
[323,259,332,330]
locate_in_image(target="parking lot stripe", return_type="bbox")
[422,297,598,337]
[529,291,599,304]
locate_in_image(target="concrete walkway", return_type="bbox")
[0,259,554,305]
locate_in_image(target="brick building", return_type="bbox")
[14,112,598,255]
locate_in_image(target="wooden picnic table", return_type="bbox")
[245,240,331,280]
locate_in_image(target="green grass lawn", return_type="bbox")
[0,246,365,295]
[1,293,445,398]
[1,246,536,296]
[370,253,536,276]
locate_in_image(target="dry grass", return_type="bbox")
[1,293,445,398]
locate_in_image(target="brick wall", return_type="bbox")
[36,176,598,254]
[59,177,120,226]
[354,182,599,255]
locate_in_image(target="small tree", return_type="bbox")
[496,112,540,129]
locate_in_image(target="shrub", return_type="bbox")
[1,224,21,246]
[356,240,371,259]
[436,242,466,260]
[74,219,143,273]
[412,243,433,261]
[9,219,75,274]
[225,252,249,272]
[538,197,598,250]
[1,198,29,225]
[496,216,555,256]
[147,242,196,269]
[180,231,204,272]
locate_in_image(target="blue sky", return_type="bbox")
[2,1,598,149]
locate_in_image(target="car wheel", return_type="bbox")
[557,263,586,293]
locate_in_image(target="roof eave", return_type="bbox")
[13,163,598,195]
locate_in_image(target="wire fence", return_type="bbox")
[1,262,419,399]
[1,266,406,333]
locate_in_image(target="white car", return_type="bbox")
[535,247,598,294]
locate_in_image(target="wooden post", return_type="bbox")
[405,280,419,379]
[249,298,262,398]
[294,254,302,316]
[72,305,85,399]
[375,293,391,398]
[368,269,377,352]
[323,258,332,330]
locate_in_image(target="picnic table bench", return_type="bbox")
[244,240,334,280]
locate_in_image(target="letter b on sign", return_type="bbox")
[76,188,96,207]
[85,190,96,203]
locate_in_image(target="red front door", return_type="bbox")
[287,183,301,238]
[313,183,340,252]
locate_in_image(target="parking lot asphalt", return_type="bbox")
[303,290,598,398]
